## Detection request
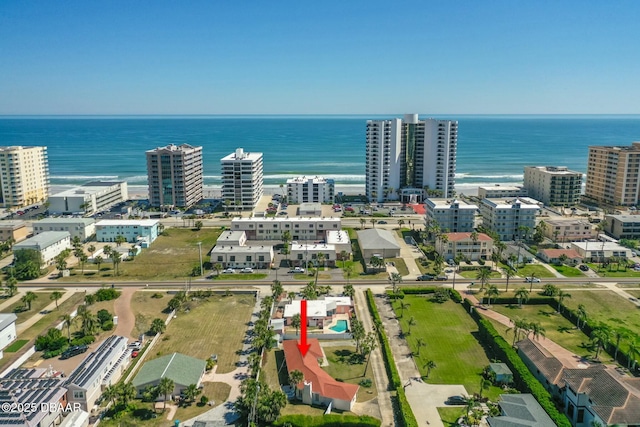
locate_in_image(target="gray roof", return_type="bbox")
[487,394,555,427]
[0,313,17,331]
[0,220,27,230]
[490,362,513,376]
[132,353,206,388]
[66,335,128,389]
[356,228,400,251]
[517,338,564,386]
[14,231,70,250]
[35,217,96,226]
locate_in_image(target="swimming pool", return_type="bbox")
[329,320,348,333]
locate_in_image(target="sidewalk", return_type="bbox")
[16,291,76,334]
[393,232,422,280]
[0,292,23,311]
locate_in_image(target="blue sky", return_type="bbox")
[1,1,639,114]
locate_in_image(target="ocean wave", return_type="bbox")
[456,173,524,180]
[263,174,365,181]
[50,175,120,180]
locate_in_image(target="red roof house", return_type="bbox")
[282,339,359,411]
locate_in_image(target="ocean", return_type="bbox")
[1,115,640,194]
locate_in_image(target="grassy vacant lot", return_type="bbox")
[515,265,556,278]
[67,228,222,281]
[2,292,54,323]
[392,296,501,400]
[459,270,502,279]
[552,265,585,277]
[322,346,377,403]
[490,304,592,357]
[149,294,253,374]
[586,263,640,277]
[99,382,230,427]
[626,290,640,299]
[130,291,173,339]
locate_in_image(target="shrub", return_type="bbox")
[35,328,67,352]
[359,378,372,387]
[95,288,121,301]
[151,293,164,299]
[273,414,381,427]
[97,309,113,324]
[101,320,114,331]
[70,335,96,346]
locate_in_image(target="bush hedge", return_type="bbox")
[365,289,418,427]
[463,298,572,427]
[273,414,381,427]
[399,286,462,303]
[95,287,121,301]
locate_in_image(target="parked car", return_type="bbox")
[378,220,387,224]
[524,277,541,283]
[131,350,139,358]
[240,267,254,273]
[446,395,467,405]
[578,264,589,271]
[435,275,448,281]
[60,345,88,360]
[129,341,142,350]
[289,267,305,273]
[222,268,235,274]
[417,274,434,281]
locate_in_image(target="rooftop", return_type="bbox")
[96,219,159,227]
[425,198,478,209]
[287,176,334,184]
[356,228,400,250]
[0,313,17,331]
[132,353,206,388]
[538,248,582,259]
[482,198,541,209]
[326,230,350,245]
[66,335,128,389]
[572,241,629,251]
[606,214,640,222]
[14,231,70,249]
[443,232,492,242]
[0,220,27,229]
[282,339,358,402]
[525,165,583,175]
[146,143,202,154]
[36,217,96,226]
[283,297,352,318]
[49,181,126,198]
[221,147,262,162]
[487,393,555,427]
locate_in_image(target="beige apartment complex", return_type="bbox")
[523,166,582,206]
[0,146,50,208]
[585,142,640,207]
[221,148,264,211]
[146,143,203,208]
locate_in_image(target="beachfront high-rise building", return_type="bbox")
[523,166,583,206]
[585,142,640,207]
[365,114,457,203]
[221,148,264,211]
[0,146,50,208]
[286,176,335,204]
[146,144,203,208]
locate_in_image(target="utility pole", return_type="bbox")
[197,241,203,277]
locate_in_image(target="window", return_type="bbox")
[246,256,252,261]
[217,256,223,262]
[577,409,584,423]
[230,256,235,262]
[73,390,85,399]
[258,256,264,261]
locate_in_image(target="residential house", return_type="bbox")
[537,248,583,266]
[95,219,159,247]
[283,339,359,411]
[132,353,206,398]
[0,368,75,427]
[0,220,29,243]
[487,394,555,426]
[282,297,352,329]
[436,232,493,261]
[65,335,130,412]
[0,314,17,356]
[13,231,71,265]
[517,338,565,396]
[34,218,96,242]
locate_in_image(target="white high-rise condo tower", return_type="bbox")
[0,146,50,208]
[365,114,457,203]
[221,148,264,211]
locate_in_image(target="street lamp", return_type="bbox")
[197,242,203,277]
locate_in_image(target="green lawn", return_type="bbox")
[65,228,222,281]
[515,265,556,278]
[438,407,464,427]
[392,296,501,399]
[4,339,28,352]
[322,346,377,403]
[388,258,409,276]
[586,263,640,277]
[214,272,269,280]
[148,294,253,374]
[129,292,172,339]
[552,265,585,277]
[490,304,593,357]
[459,270,502,279]
[626,290,640,299]
[2,292,54,323]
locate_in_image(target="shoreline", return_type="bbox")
[50,183,482,201]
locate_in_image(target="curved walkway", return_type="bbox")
[113,287,138,341]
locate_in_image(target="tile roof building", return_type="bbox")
[282,339,358,411]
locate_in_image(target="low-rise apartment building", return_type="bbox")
[210,244,274,269]
[34,218,96,242]
[325,230,352,258]
[436,232,493,261]
[13,231,71,265]
[0,220,29,243]
[48,181,128,215]
[605,214,640,240]
[95,219,159,246]
[425,198,477,233]
[523,166,583,206]
[290,243,336,267]
[65,335,130,412]
[570,241,632,261]
[543,219,595,242]
[231,217,341,241]
[478,185,527,199]
[287,176,335,204]
[479,198,540,241]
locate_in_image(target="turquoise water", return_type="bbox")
[1,115,640,189]
[329,320,348,333]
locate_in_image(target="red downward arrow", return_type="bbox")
[297,299,311,356]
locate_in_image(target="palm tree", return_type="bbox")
[389,272,402,293]
[103,245,112,257]
[399,301,410,318]
[591,325,610,360]
[398,219,405,228]
[184,384,201,403]
[79,254,88,274]
[110,251,122,275]
[342,284,355,298]
[484,285,499,306]
[556,290,571,313]
[5,276,17,297]
[291,313,301,336]
[370,218,378,228]
[479,378,491,399]
[529,321,546,341]
[287,291,296,302]
[509,318,529,346]
[151,318,166,334]
[61,314,75,342]
[157,377,175,411]
[94,255,103,272]
[476,268,491,291]
[22,291,37,310]
[359,218,366,229]
[102,384,119,407]
[613,328,629,361]
[271,280,284,300]
[504,267,515,292]
[515,287,529,308]
[424,360,436,378]
[87,245,96,257]
[288,369,304,391]
[407,316,417,335]
[577,304,587,329]
[118,382,136,406]
[416,338,426,356]
[627,340,639,370]
[344,264,354,285]
[50,290,63,309]
[79,309,98,336]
